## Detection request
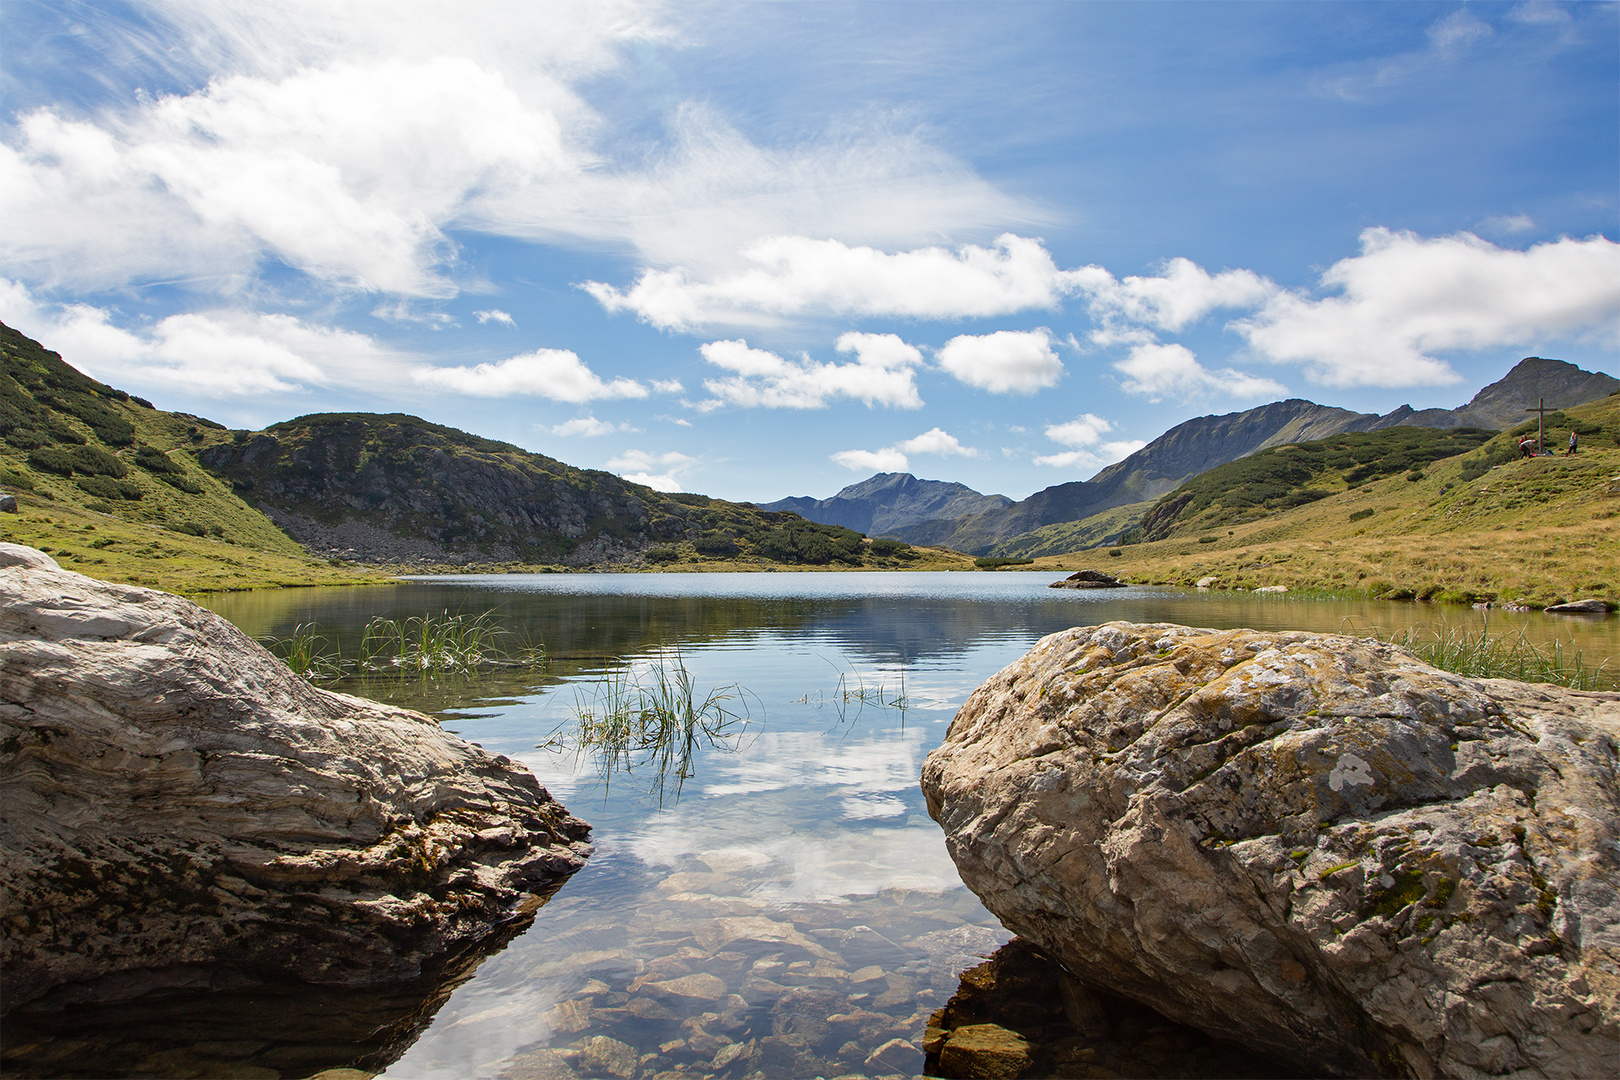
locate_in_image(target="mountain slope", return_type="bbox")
[0,321,379,591]
[762,472,1012,536]
[196,413,923,568]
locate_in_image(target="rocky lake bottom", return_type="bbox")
[8,572,1617,1078]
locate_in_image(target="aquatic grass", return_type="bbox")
[264,610,547,681]
[266,622,344,679]
[541,651,758,803]
[1376,623,1613,691]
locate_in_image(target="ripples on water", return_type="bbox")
[16,573,1616,1078]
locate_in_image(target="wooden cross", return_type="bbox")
[1524,397,1547,454]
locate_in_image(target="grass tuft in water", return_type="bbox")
[264,610,546,680]
[266,623,345,679]
[1377,624,1612,691]
[541,651,757,803]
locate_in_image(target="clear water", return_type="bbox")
[14,574,1615,1078]
[188,572,1620,1079]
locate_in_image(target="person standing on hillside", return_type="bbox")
[1567,430,1579,455]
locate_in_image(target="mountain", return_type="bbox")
[769,356,1618,556]
[762,472,1012,536]
[1,321,943,585]
[196,412,918,568]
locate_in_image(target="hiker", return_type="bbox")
[1519,436,1536,459]
[1567,430,1579,455]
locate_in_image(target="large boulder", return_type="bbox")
[921,621,1620,1078]
[0,544,591,1010]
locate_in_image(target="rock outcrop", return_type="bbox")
[0,544,592,1010]
[1048,570,1127,590]
[921,622,1620,1078]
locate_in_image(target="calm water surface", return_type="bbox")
[187,573,1617,1078]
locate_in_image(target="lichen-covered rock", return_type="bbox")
[0,544,591,1009]
[921,621,1620,1078]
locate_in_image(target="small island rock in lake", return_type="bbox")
[921,621,1620,1078]
[0,543,592,1010]
[1048,569,1127,590]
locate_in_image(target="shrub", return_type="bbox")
[134,444,181,474]
[1349,508,1375,522]
[69,444,127,477]
[84,499,113,514]
[0,468,36,492]
[974,557,1035,569]
[3,427,46,449]
[157,472,203,494]
[646,546,680,563]
[26,446,77,476]
[168,520,207,537]
[75,475,144,501]
[1108,548,1122,557]
[1405,471,1425,482]
[1197,535,1220,544]
[868,538,912,558]
[693,531,740,557]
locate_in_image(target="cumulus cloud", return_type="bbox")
[475,308,516,325]
[831,426,977,473]
[586,233,1076,332]
[1032,413,1146,471]
[697,334,924,411]
[0,279,401,396]
[1232,229,1620,388]
[1073,257,1277,340]
[413,349,650,401]
[546,416,631,437]
[936,328,1064,394]
[606,448,695,492]
[1114,342,1287,402]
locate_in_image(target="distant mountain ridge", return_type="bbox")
[768,357,1619,555]
[762,473,1012,535]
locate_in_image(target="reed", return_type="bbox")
[543,652,756,803]
[266,622,344,679]
[265,610,546,680]
[1377,624,1613,691]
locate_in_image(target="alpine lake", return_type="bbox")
[13,572,1620,1079]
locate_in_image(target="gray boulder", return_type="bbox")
[0,545,591,1009]
[922,621,1619,1077]
[1545,598,1613,614]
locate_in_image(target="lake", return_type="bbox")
[12,573,1618,1078]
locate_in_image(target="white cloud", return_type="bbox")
[1,7,1031,302]
[1479,214,1535,236]
[831,426,977,473]
[1073,257,1277,339]
[1032,412,1145,472]
[697,335,923,411]
[1114,342,1287,402]
[586,234,1077,332]
[936,328,1064,394]
[372,300,453,326]
[0,279,401,396]
[413,349,649,402]
[475,308,516,325]
[546,416,631,437]
[1232,229,1620,388]
[606,448,695,492]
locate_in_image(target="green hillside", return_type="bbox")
[1031,393,1620,608]
[197,412,934,570]
[1130,426,1498,543]
[987,501,1152,558]
[0,323,386,592]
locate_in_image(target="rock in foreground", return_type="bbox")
[921,621,1620,1078]
[0,544,591,1010]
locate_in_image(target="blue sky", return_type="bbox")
[3,0,1616,501]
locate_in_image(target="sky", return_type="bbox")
[2,1,1617,502]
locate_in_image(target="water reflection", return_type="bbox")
[67,572,1602,1079]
